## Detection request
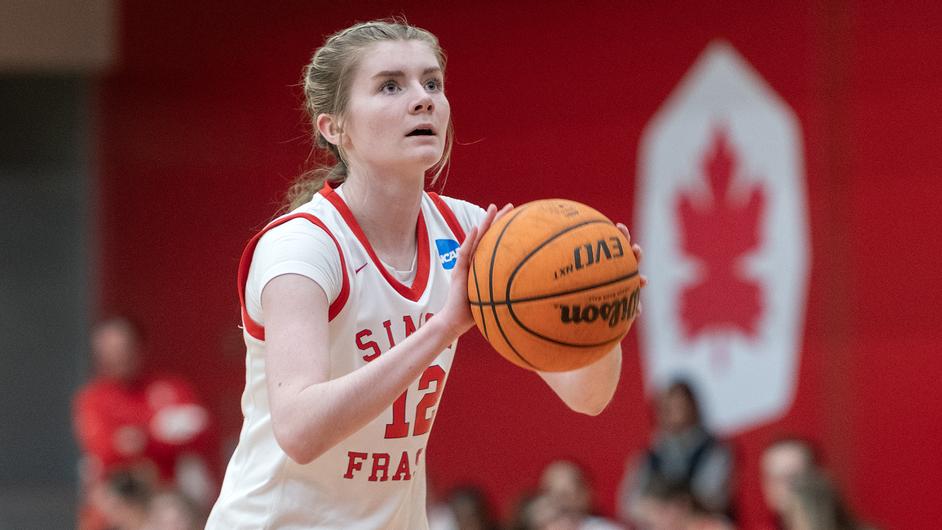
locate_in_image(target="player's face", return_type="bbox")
[340,40,449,176]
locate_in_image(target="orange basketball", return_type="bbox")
[468,199,641,372]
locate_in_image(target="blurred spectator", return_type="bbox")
[632,478,733,530]
[780,471,871,530]
[429,485,498,530]
[428,478,459,530]
[617,380,733,524]
[92,470,153,530]
[537,460,622,529]
[510,491,622,530]
[523,493,576,530]
[92,470,204,530]
[760,437,819,529]
[145,489,204,530]
[509,491,585,530]
[450,486,499,530]
[507,490,543,530]
[73,317,217,529]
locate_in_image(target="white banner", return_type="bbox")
[635,41,810,434]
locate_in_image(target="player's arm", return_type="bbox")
[264,276,455,463]
[537,223,644,416]
[537,344,623,415]
[265,204,504,464]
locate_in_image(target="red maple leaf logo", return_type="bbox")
[677,127,765,339]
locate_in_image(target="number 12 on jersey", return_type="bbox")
[384,365,446,438]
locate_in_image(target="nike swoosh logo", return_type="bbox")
[355,263,368,274]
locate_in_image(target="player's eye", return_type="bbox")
[424,78,443,92]
[380,80,400,94]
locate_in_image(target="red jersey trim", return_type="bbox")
[237,213,350,341]
[428,192,466,244]
[319,183,431,302]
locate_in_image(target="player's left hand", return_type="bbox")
[616,222,646,315]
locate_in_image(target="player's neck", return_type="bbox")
[342,169,424,270]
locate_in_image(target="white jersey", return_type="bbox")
[207,184,484,530]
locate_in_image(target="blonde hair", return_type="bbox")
[285,18,452,211]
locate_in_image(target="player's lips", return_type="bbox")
[405,124,437,137]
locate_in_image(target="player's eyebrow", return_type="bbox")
[373,67,442,79]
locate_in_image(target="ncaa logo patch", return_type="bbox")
[435,239,460,270]
[635,41,810,434]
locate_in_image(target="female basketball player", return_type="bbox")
[207,19,644,529]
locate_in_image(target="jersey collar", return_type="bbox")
[320,183,431,301]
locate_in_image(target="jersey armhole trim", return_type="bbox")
[428,192,466,243]
[237,213,350,341]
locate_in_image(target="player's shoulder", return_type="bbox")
[249,196,345,284]
[432,193,483,213]
[430,193,487,228]
[256,196,338,246]
[260,216,324,240]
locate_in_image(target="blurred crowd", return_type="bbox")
[73,318,217,530]
[426,380,875,530]
[72,319,872,530]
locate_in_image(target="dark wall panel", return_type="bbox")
[0,75,90,526]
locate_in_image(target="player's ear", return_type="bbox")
[316,113,342,146]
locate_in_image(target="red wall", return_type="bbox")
[97,2,942,528]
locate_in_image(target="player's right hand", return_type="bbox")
[436,203,512,338]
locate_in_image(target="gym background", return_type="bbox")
[2,1,940,528]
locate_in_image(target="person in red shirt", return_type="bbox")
[73,317,217,529]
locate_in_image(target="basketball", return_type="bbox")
[468,199,641,372]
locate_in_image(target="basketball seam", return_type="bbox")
[504,219,610,303]
[509,319,630,348]
[522,333,624,349]
[504,218,635,356]
[470,259,488,340]
[487,205,537,369]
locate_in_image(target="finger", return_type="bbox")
[632,243,643,264]
[457,226,479,264]
[484,203,499,223]
[473,204,499,245]
[466,204,497,248]
[476,204,512,247]
[640,274,648,288]
[465,225,480,250]
[494,203,514,222]
[480,203,497,225]
[616,222,631,243]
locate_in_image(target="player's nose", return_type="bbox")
[410,90,434,113]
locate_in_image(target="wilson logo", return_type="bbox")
[559,288,641,327]
[555,236,625,279]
